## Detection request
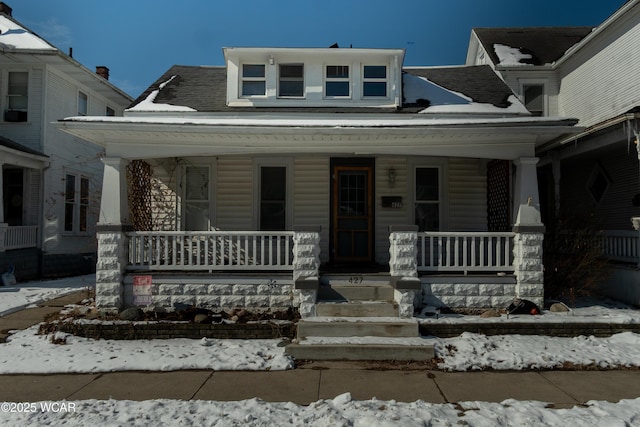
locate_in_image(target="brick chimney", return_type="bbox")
[95,66,109,80]
[0,2,13,16]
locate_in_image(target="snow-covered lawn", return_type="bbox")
[2,394,640,426]
[0,275,93,316]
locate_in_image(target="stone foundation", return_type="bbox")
[123,275,296,312]
[421,276,517,309]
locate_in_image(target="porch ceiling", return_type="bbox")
[55,116,581,161]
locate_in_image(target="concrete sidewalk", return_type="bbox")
[0,365,639,407]
[1,291,640,407]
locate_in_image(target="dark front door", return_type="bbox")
[331,163,374,263]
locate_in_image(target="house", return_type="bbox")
[56,44,582,317]
[0,3,132,280]
[466,0,640,305]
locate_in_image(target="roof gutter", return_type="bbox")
[537,112,640,153]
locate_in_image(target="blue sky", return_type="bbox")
[16,0,625,98]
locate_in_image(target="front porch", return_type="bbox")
[96,218,544,317]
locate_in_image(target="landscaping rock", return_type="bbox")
[194,314,210,324]
[119,307,144,321]
[550,302,570,313]
[480,308,501,318]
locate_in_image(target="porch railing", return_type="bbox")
[126,231,295,271]
[5,225,38,250]
[417,232,515,273]
[600,230,640,266]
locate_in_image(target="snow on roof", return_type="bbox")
[404,73,529,114]
[126,76,196,112]
[0,15,54,50]
[493,43,533,66]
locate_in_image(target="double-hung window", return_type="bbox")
[5,71,28,122]
[522,83,545,116]
[278,64,304,97]
[182,166,211,231]
[363,65,387,97]
[64,173,90,233]
[325,65,350,97]
[259,166,287,230]
[78,91,88,116]
[414,167,440,231]
[241,64,266,96]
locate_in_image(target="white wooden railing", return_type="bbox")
[126,231,295,271]
[600,230,640,266]
[5,225,38,250]
[417,232,515,273]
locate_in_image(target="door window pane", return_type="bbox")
[184,166,210,230]
[260,166,286,230]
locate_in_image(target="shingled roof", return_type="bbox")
[473,27,594,66]
[129,64,518,113]
[0,135,47,157]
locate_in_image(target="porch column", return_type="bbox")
[513,157,540,214]
[389,225,420,318]
[95,157,131,311]
[512,201,545,308]
[293,226,321,317]
[0,162,5,252]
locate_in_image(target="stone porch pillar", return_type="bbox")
[292,226,321,317]
[389,225,420,318]
[512,202,545,307]
[95,157,131,311]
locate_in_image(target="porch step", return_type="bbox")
[315,301,398,317]
[285,341,435,361]
[317,284,395,302]
[297,318,418,339]
[286,318,433,361]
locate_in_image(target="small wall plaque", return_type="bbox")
[382,196,402,208]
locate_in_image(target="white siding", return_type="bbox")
[448,158,488,231]
[216,157,253,230]
[558,11,640,127]
[0,67,44,151]
[375,156,409,264]
[293,156,330,263]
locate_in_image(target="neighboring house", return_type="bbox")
[56,45,581,316]
[0,3,132,280]
[466,0,640,305]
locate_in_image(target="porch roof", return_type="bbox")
[55,114,581,161]
[0,136,49,169]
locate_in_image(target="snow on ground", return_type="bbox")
[2,395,640,427]
[0,274,93,316]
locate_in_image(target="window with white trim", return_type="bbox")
[5,71,28,122]
[64,173,90,233]
[106,106,115,116]
[278,64,304,97]
[414,167,440,231]
[363,65,387,97]
[78,91,88,116]
[182,165,211,231]
[325,65,350,97]
[522,83,544,116]
[241,64,266,96]
[259,166,287,230]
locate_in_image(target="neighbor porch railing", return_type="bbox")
[126,230,295,271]
[600,230,640,267]
[417,231,515,273]
[4,225,38,250]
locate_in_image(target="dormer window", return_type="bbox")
[325,65,350,97]
[241,64,266,96]
[278,64,304,97]
[363,65,387,97]
[522,83,545,116]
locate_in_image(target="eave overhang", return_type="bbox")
[54,115,582,161]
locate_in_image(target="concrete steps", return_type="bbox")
[286,274,435,361]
